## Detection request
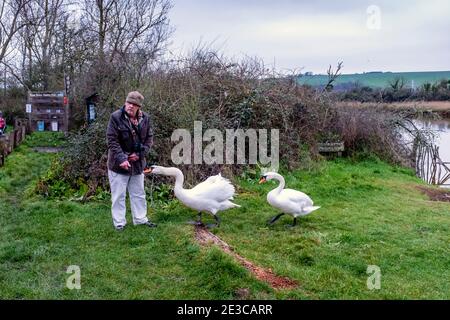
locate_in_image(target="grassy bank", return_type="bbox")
[0,133,449,299]
[297,71,450,88]
[337,101,450,113]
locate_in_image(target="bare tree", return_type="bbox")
[18,0,68,90]
[0,0,32,64]
[81,0,115,62]
[81,0,172,63]
[74,0,173,108]
[324,61,343,92]
[389,77,405,92]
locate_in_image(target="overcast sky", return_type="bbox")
[167,0,450,74]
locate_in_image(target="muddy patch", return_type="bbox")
[194,225,298,290]
[33,147,63,153]
[416,186,450,202]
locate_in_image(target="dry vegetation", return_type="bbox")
[35,49,426,196]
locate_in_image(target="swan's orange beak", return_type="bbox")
[144,167,153,174]
[259,176,267,184]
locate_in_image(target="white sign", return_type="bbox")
[89,104,96,121]
[26,104,32,113]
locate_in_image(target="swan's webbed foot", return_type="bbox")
[268,213,285,225]
[206,215,221,229]
[187,220,204,226]
[187,212,204,226]
[285,217,298,228]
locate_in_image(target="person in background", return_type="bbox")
[0,112,6,136]
[106,91,157,231]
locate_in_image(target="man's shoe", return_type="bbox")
[115,225,125,231]
[142,221,157,228]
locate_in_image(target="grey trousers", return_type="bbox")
[108,170,149,227]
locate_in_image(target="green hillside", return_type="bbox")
[297,71,450,89]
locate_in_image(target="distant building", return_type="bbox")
[26,91,69,132]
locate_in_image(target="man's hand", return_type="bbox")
[119,160,131,170]
[128,153,140,162]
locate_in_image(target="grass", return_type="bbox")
[23,131,66,147]
[297,71,450,89]
[0,132,449,299]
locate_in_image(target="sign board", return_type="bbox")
[88,104,96,122]
[51,121,58,132]
[28,91,69,132]
[37,121,45,132]
[30,92,64,97]
[317,142,345,152]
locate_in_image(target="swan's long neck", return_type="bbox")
[271,173,285,194]
[162,167,185,194]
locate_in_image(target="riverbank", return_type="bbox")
[338,101,450,115]
[0,133,449,299]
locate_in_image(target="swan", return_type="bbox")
[259,172,320,227]
[144,165,240,227]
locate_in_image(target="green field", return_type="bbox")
[0,132,449,299]
[297,71,450,89]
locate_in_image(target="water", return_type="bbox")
[415,118,450,187]
[418,118,450,161]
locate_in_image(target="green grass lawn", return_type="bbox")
[0,132,449,299]
[297,71,450,88]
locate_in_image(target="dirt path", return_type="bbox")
[416,186,450,202]
[32,147,64,153]
[194,225,298,290]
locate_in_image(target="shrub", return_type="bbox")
[39,50,420,198]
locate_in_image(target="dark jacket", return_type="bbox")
[106,106,153,175]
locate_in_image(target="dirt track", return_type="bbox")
[338,101,450,113]
[194,225,298,290]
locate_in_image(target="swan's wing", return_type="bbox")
[188,174,236,202]
[279,189,314,207]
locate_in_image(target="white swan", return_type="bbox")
[259,172,320,227]
[144,165,240,227]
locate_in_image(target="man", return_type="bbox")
[106,91,157,231]
[0,112,6,136]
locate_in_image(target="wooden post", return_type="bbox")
[13,129,19,148]
[14,129,19,145]
[0,125,29,166]
[8,132,14,153]
[0,136,6,167]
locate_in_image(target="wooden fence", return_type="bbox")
[0,120,28,167]
[416,143,450,186]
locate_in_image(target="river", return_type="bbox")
[416,118,450,187]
